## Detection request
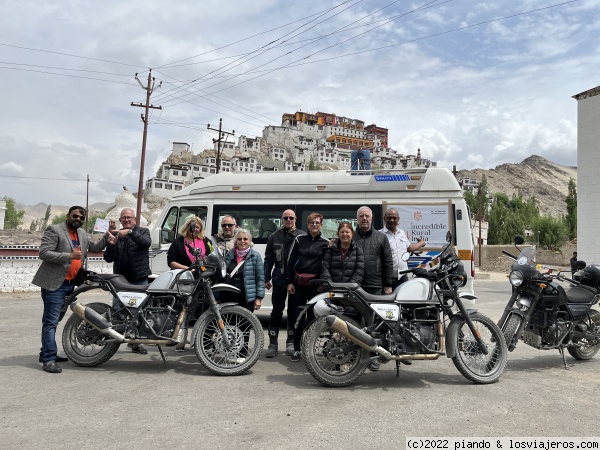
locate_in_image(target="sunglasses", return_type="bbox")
[282,216,295,221]
[222,223,235,228]
[237,237,249,241]
[71,214,85,220]
[309,221,322,225]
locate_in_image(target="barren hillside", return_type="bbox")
[457,155,577,217]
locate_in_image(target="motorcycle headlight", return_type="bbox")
[509,270,524,287]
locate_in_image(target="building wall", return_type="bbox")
[575,87,600,265]
[0,258,113,293]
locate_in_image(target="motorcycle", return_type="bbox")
[498,235,600,368]
[61,240,264,375]
[299,231,508,387]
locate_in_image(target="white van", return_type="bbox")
[150,168,475,303]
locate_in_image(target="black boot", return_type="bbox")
[266,326,279,358]
[285,326,294,356]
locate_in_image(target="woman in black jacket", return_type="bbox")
[322,221,364,284]
[167,216,214,270]
[286,212,329,361]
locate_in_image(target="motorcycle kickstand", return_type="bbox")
[157,345,167,364]
[395,360,400,377]
[558,346,569,370]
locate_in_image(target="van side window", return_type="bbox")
[215,209,283,242]
[160,206,208,244]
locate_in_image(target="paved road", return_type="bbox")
[1,279,599,449]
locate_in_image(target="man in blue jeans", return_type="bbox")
[32,206,108,373]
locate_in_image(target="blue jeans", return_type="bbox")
[40,280,74,363]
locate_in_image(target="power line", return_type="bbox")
[0,65,136,85]
[0,42,145,68]
[155,1,355,69]
[0,173,135,187]
[0,61,136,77]
[198,0,582,97]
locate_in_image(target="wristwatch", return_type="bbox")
[128,229,132,235]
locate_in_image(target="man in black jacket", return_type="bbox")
[263,209,305,358]
[104,208,152,354]
[353,206,393,295]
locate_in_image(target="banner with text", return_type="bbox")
[384,201,451,249]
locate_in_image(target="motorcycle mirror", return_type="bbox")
[575,261,586,270]
[401,252,410,262]
[445,231,452,243]
[514,235,525,245]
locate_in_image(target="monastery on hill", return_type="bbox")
[146,110,436,198]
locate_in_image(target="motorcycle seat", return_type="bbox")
[356,285,402,303]
[566,285,597,303]
[94,273,149,292]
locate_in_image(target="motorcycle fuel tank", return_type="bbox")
[395,278,432,303]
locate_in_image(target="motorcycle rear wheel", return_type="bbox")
[62,302,120,367]
[502,314,522,350]
[193,305,263,375]
[451,312,507,384]
[568,309,600,360]
[302,315,368,387]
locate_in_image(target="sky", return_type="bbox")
[1,0,598,206]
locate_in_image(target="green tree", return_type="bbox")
[29,219,38,231]
[51,213,67,225]
[531,215,569,249]
[39,205,51,231]
[2,196,25,230]
[565,178,577,240]
[308,157,321,170]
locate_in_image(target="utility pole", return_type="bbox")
[207,118,234,174]
[131,69,162,220]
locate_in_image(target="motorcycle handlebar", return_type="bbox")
[502,250,518,260]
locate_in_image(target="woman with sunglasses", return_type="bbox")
[167,216,214,270]
[285,212,329,362]
[322,221,364,284]
[224,228,264,312]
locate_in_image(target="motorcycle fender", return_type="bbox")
[298,292,348,328]
[212,283,241,294]
[445,310,479,359]
[62,284,103,313]
[189,302,239,347]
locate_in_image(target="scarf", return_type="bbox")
[234,247,251,263]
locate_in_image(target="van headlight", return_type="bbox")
[509,270,524,287]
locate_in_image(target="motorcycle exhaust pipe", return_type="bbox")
[326,315,441,361]
[70,302,173,346]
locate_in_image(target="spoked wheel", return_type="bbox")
[62,302,120,367]
[568,309,600,360]
[302,315,368,387]
[193,305,263,375]
[451,313,507,384]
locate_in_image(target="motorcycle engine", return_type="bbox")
[401,324,437,352]
[137,310,178,339]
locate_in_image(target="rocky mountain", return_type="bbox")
[15,202,112,231]
[457,155,577,217]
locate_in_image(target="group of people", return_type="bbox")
[33,204,424,373]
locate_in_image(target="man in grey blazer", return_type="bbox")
[32,206,108,373]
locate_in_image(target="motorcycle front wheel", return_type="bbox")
[302,315,368,387]
[450,312,508,384]
[193,305,263,375]
[568,309,600,360]
[62,302,120,367]
[502,313,522,350]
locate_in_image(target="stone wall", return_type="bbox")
[0,258,113,293]
[474,242,578,270]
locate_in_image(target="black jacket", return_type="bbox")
[264,227,305,287]
[322,240,364,284]
[285,232,329,284]
[353,226,393,289]
[103,225,151,282]
[167,236,214,267]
